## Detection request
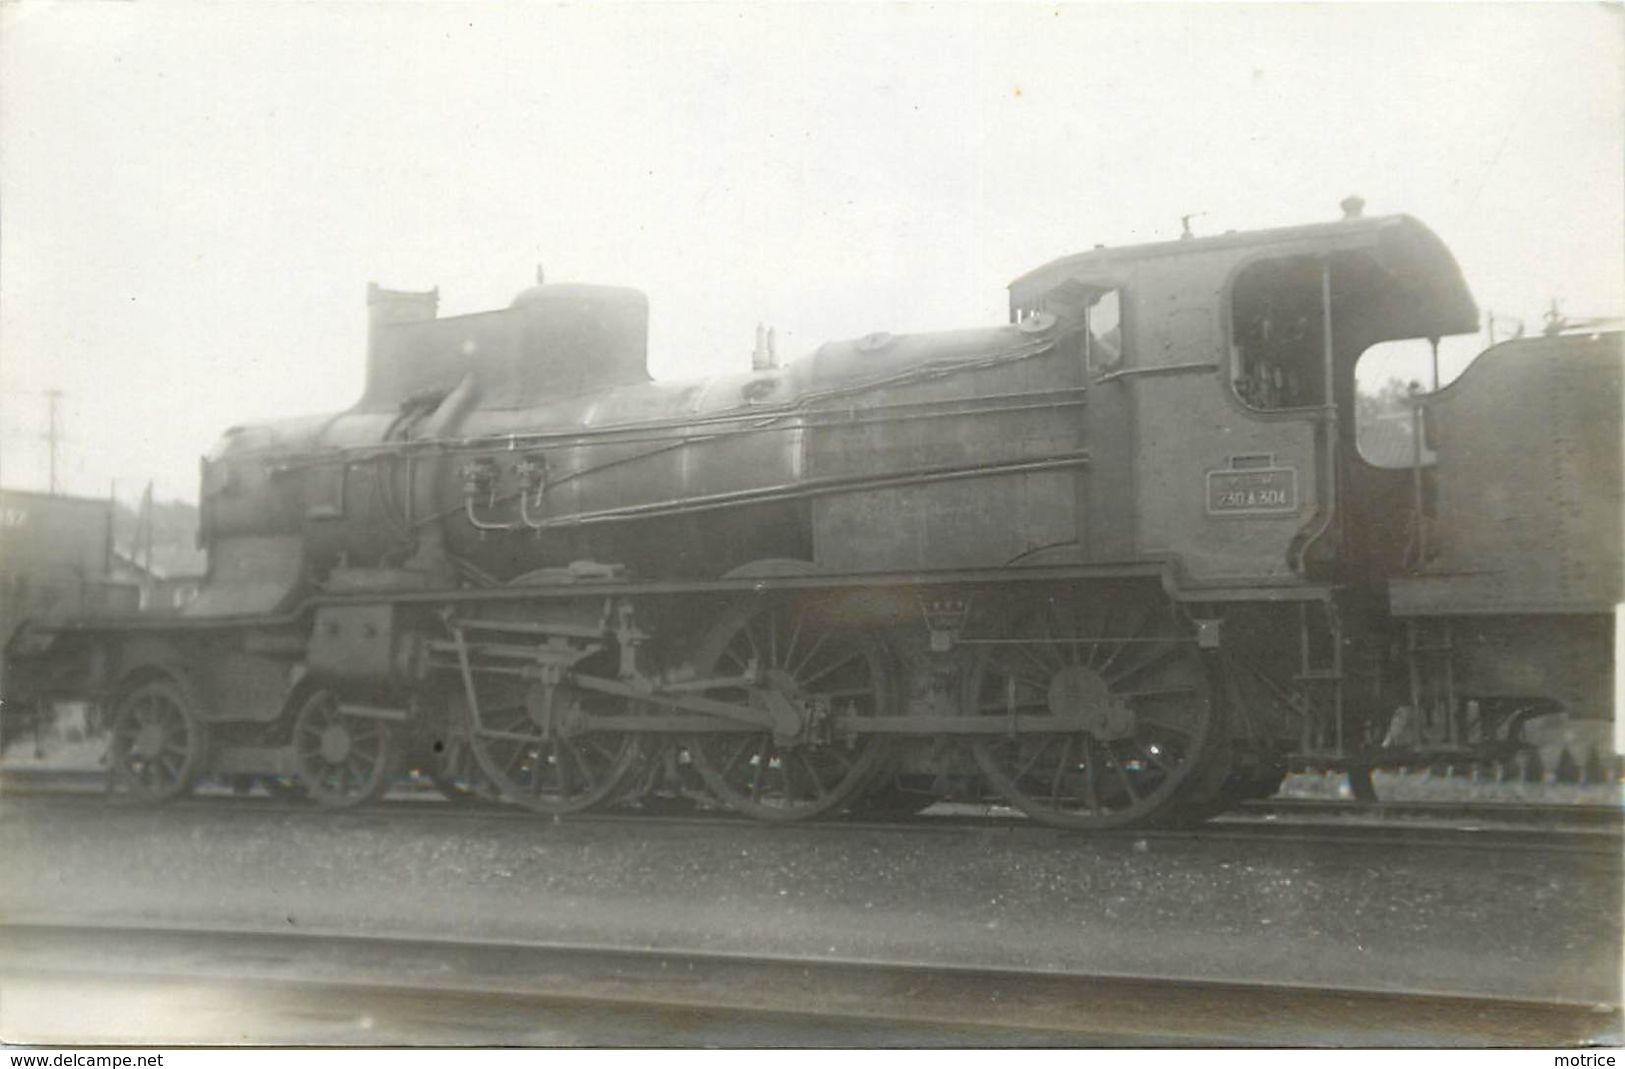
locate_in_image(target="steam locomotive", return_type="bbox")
[6,203,1619,828]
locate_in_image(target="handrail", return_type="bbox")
[1092,361,1218,385]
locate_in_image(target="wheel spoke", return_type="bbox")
[1016,642,1058,679]
[782,610,806,671]
[797,753,829,799]
[788,627,832,677]
[1108,745,1140,802]
[777,752,799,803]
[990,662,1051,693]
[562,739,594,792]
[1081,736,1102,812]
[688,602,889,821]
[720,736,754,778]
[1086,600,1114,668]
[1048,736,1073,802]
[1135,713,1197,737]
[970,593,1213,829]
[1107,644,1183,686]
[822,746,855,774]
[1036,619,1066,671]
[1013,736,1057,784]
[1096,606,1154,675]
[798,650,864,689]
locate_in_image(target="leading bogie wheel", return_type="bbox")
[967,587,1220,830]
[292,688,402,808]
[682,597,893,822]
[108,677,209,802]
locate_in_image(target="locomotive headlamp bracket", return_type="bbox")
[460,456,499,497]
[514,453,549,491]
[919,593,972,653]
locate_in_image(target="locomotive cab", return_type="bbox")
[1009,208,1478,590]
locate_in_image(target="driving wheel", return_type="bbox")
[968,586,1219,829]
[464,671,643,815]
[682,597,893,822]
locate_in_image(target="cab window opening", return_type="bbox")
[1085,289,1122,374]
[1011,282,1123,375]
[1231,256,1327,410]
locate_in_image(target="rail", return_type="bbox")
[2,922,1614,1046]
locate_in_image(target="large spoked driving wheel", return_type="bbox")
[683,598,892,822]
[464,673,642,815]
[968,588,1218,829]
[292,688,401,808]
[109,678,208,802]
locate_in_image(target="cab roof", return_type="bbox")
[1009,213,1480,340]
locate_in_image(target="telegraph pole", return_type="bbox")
[43,389,62,494]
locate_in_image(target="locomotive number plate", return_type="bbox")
[1206,466,1299,515]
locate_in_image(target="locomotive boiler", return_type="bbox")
[6,203,1619,828]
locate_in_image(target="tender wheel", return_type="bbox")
[464,672,642,815]
[683,598,892,822]
[292,688,401,808]
[108,677,208,801]
[967,587,1219,829]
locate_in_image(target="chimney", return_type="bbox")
[752,322,778,371]
[368,282,439,334]
[1340,195,1366,220]
[366,283,439,398]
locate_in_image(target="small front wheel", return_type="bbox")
[108,678,209,802]
[292,689,401,808]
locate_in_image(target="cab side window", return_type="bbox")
[1085,290,1122,375]
[1231,256,1325,410]
[1012,281,1125,377]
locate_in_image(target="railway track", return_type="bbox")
[1,921,1616,1046]
[1237,795,1624,830]
[3,765,1618,853]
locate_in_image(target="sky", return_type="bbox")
[2,2,1621,504]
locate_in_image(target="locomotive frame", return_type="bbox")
[6,205,1619,829]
